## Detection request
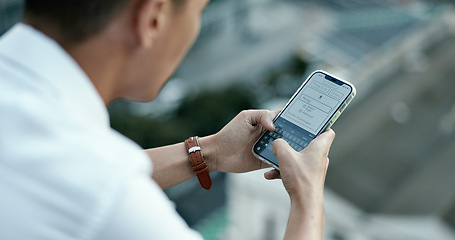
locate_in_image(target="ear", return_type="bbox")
[135,0,166,48]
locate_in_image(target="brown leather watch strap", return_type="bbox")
[184,136,212,190]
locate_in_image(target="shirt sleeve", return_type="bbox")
[95,174,203,240]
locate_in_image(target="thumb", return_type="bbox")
[307,129,336,157]
[272,138,294,165]
[258,109,279,132]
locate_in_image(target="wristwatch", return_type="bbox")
[184,136,212,190]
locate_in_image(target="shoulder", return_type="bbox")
[0,118,153,240]
[0,25,169,239]
[0,85,153,240]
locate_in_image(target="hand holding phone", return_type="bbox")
[253,70,356,169]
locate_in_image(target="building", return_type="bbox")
[224,1,455,240]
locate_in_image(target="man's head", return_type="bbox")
[24,0,187,46]
[24,0,208,103]
[24,0,130,45]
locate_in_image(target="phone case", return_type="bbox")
[252,70,356,170]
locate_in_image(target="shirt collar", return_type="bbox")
[0,23,109,127]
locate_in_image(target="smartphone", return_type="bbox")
[252,70,356,169]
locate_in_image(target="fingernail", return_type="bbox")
[269,120,274,127]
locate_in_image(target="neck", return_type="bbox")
[67,36,127,105]
[26,18,132,106]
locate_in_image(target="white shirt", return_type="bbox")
[0,23,202,240]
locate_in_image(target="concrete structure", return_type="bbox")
[223,1,455,240]
[224,170,455,240]
[296,0,455,94]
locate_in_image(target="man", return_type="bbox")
[0,0,335,239]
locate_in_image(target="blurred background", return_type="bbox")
[2,0,455,239]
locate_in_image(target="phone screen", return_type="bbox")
[253,71,354,167]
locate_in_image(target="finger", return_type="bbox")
[245,110,276,131]
[308,128,336,156]
[272,138,294,162]
[271,108,281,117]
[259,110,279,131]
[265,109,281,130]
[264,169,281,180]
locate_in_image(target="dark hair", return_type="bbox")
[24,0,131,45]
[25,0,188,45]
